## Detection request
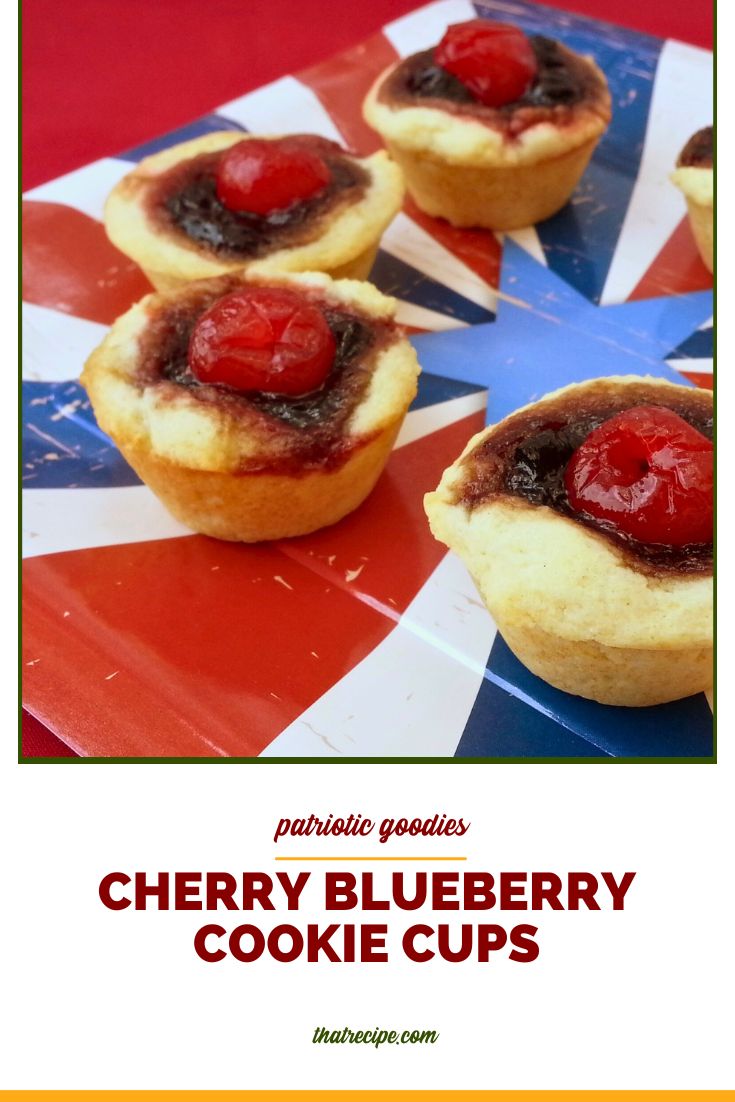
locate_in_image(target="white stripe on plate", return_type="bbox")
[261,552,495,757]
[600,39,713,306]
[383,212,498,311]
[393,299,468,331]
[383,0,477,56]
[217,75,345,144]
[22,303,108,383]
[24,157,132,223]
[395,390,486,449]
[665,358,712,375]
[506,226,548,266]
[22,485,189,559]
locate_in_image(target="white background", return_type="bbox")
[0,768,733,1090]
[7,2,733,1092]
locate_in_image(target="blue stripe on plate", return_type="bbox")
[409,369,486,412]
[455,636,713,758]
[411,244,712,429]
[119,114,247,162]
[369,251,495,326]
[474,0,662,304]
[22,381,141,490]
[666,326,714,361]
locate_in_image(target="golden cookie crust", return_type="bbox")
[671,165,713,209]
[425,376,712,706]
[105,133,405,289]
[671,166,714,273]
[81,270,420,542]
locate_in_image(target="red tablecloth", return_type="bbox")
[21,0,713,757]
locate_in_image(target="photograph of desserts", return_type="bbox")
[22,0,714,760]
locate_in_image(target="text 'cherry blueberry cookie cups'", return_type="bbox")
[671,126,714,273]
[425,377,713,707]
[81,271,420,542]
[363,18,611,231]
[104,132,405,290]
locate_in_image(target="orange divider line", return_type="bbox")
[274,856,467,861]
[3,1089,733,1099]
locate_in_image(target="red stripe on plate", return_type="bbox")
[678,371,713,391]
[628,216,712,301]
[404,196,502,289]
[22,201,153,325]
[298,31,398,154]
[22,412,484,758]
[277,412,484,614]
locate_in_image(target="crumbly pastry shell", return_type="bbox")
[81,271,420,542]
[424,376,713,706]
[104,132,404,289]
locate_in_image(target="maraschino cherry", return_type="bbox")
[216,138,331,216]
[564,405,713,546]
[189,287,336,396]
[435,19,538,107]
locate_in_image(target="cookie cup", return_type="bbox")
[363,59,610,230]
[105,132,404,290]
[425,377,712,706]
[671,165,713,273]
[81,272,420,542]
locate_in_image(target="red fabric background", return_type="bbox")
[21,0,713,756]
[22,0,713,190]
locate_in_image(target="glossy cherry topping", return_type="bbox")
[564,406,713,547]
[215,138,331,215]
[188,287,336,396]
[435,19,538,107]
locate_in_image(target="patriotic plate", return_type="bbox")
[22,0,713,759]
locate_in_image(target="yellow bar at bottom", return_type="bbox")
[1,1091,734,1100]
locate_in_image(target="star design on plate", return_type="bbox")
[411,239,713,424]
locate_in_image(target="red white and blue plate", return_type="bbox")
[22,0,714,758]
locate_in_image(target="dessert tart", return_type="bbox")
[81,271,420,542]
[363,18,611,230]
[425,376,713,707]
[671,126,714,273]
[104,132,405,290]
